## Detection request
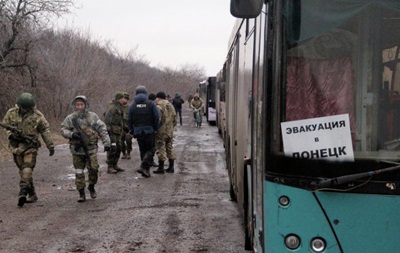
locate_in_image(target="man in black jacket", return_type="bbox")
[127,86,160,178]
[172,93,184,126]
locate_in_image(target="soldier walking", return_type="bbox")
[128,86,159,178]
[61,95,111,202]
[104,92,128,173]
[153,91,177,174]
[2,92,55,207]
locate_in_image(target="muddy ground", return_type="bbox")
[0,108,247,253]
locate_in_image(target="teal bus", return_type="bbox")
[220,0,400,252]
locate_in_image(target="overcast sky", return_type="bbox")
[55,0,237,76]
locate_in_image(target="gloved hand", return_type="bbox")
[104,145,111,152]
[49,147,55,156]
[72,132,81,139]
[110,143,117,151]
[8,133,21,141]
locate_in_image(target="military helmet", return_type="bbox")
[16,92,35,109]
[115,92,125,100]
[72,95,88,106]
[123,92,130,100]
[136,85,148,95]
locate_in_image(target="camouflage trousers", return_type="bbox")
[13,150,37,193]
[155,135,175,162]
[106,133,122,166]
[73,153,99,190]
[121,132,132,153]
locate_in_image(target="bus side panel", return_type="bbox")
[264,181,341,252]
[207,77,217,123]
[316,192,400,252]
[207,106,217,122]
[226,30,239,202]
[251,9,266,253]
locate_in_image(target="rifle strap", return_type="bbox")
[73,111,93,129]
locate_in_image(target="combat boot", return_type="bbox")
[166,159,175,173]
[121,151,127,159]
[136,165,145,176]
[26,192,38,203]
[26,185,38,203]
[153,160,165,174]
[115,164,125,172]
[17,186,28,207]
[88,184,97,199]
[142,167,151,178]
[78,188,86,202]
[107,165,117,174]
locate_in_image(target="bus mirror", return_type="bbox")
[230,0,263,18]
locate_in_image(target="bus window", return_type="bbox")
[283,1,400,159]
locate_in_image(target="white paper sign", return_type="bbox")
[281,114,354,161]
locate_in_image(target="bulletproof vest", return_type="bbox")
[132,101,153,127]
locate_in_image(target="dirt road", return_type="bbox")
[0,108,246,253]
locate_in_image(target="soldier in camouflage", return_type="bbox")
[153,91,177,174]
[104,92,128,174]
[120,92,132,159]
[2,92,55,207]
[61,95,111,202]
[189,93,205,127]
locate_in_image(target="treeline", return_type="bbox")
[0,0,204,131]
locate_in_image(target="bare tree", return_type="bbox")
[0,0,75,86]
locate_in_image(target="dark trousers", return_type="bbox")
[176,109,182,125]
[136,133,155,168]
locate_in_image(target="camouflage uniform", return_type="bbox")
[2,92,54,207]
[154,92,177,174]
[61,95,111,202]
[121,93,132,159]
[189,93,204,126]
[104,92,126,173]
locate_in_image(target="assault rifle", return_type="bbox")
[71,117,91,167]
[0,122,37,145]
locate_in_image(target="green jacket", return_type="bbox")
[2,105,54,155]
[104,100,124,135]
[121,103,129,128]
[156,99,177,138]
